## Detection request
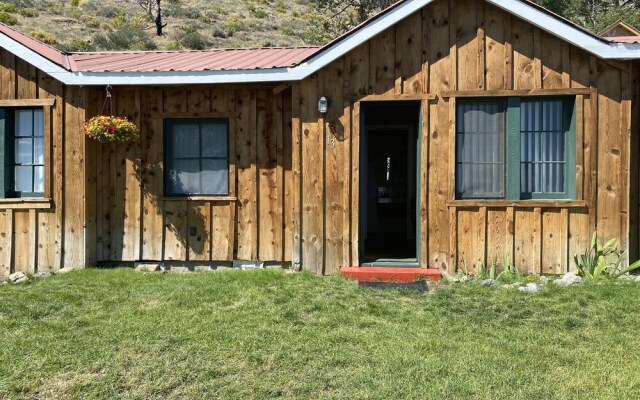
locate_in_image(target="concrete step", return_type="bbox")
[340,266,442,282]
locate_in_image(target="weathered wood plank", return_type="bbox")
[63,86,85,268]
[514,208,541,273]
[456,207,486,274]
[141,89,164,260]
[541,209,566,274]
[511,16,536,90]
[300,73,324,273]
[235,90,257,260]
[486,207,508,267]
[350,101,360,267]
[257,90,281,261]
[291,84,302,269]
[163,200,187,260]
[0,50,16,100]
[426,0,452,271]
[395,11,424,94]
[282,90,294,262]
[212,201,234,260]
[540,32,564,89]
[12,211,32,274]
[187,201,212,261]
[369,26,396,95]
[484,4,506,91]
[0,210,13,278]
[323,59,346,274]
[455,0,481,91]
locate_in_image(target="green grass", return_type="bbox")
[1,269,640,399]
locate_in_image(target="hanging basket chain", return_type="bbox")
[100,84,113,116]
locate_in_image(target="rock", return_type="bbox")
[480,279,499,287]
[134,263,162,272]
[446,274,470,283]
[518,282,544,293]
[33,271,53,279]
[194,266,214,272]
[618,274,635,282]
[635,275,640,283]
[215,266,231,271]
[56,267,75,274]
[284,269,297,274]
[266,265,284,270]
[241,265,259,270]
[539,275,550,284]
[170,266,190,273]
[501,283,523,289]
[9,272,28,284]
[554,272,583,287]
[233,260,264,269]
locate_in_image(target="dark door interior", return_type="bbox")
[361,102,420,262]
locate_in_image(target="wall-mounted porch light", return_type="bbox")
[318,96,329,114]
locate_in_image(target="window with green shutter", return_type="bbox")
[456,97,576,200]
[0,107,45,198]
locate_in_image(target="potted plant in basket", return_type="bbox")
[83,115,140,144]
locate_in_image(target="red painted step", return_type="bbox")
[340,267,442,283]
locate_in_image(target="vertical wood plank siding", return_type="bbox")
[86,86,293,264]
[0,51,86,278]
[293,0,634,274]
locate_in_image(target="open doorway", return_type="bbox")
[360,102,421,264]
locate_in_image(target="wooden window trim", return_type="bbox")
[162,196,237,202]
[0,106,50,201]
[0,197,52,209]
[446,199,587,208]
[454,96,577,201]
[442,88,590,98]
[163,117,231,197]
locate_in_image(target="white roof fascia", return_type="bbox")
[486,0,640,59]
[0,31,70,77]
[51,68,307,86]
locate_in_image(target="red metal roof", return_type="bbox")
[605,36,640,44]
[68,47,320,72]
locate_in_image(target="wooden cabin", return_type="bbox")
[1,0,640,278]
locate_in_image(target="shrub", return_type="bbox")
[71,0,80,7]
[574,232,640,280]
[165,40,182,50]
[253,9,267,18]
[17,9,38,17]
[93,28,157,51]
[60,39,95,52]
[180,32,210,50]
[29,31,57,45]
[0,4,17,13]
[0,12,18,25]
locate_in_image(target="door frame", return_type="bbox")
[359,110,422,267]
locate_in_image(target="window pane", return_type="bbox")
[167,159,200,194]
[201,122,227,158]
[201,159,228,194]
[34,138,44,165]
[521,99,565,195]
[15,138,33,165]
[170,123,199,158]
[456,100,505,199]
[15,166,32,192]
[34,166,44,193]
[15,110,33,136]
[33,109,44,137]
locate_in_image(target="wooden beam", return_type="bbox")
[0,98,55,107]
[348,93,437,102]
[272,82,292,95]
[151,111,240,119]
[446,200,588,208]
[441,88,591,98]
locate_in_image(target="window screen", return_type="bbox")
[164,118,229,196]
[456,100,506,199]
[520,99,565,197]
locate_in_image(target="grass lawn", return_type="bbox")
[1,269,640,399]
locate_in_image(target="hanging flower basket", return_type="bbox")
[83,115,140,144]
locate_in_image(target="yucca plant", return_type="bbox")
[574,232,640,280]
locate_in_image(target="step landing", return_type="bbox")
[340,266,442,283]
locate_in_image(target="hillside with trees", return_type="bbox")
[0,0,638,52]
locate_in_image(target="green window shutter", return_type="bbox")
[565,97,577,200]
[505,97,521,200]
